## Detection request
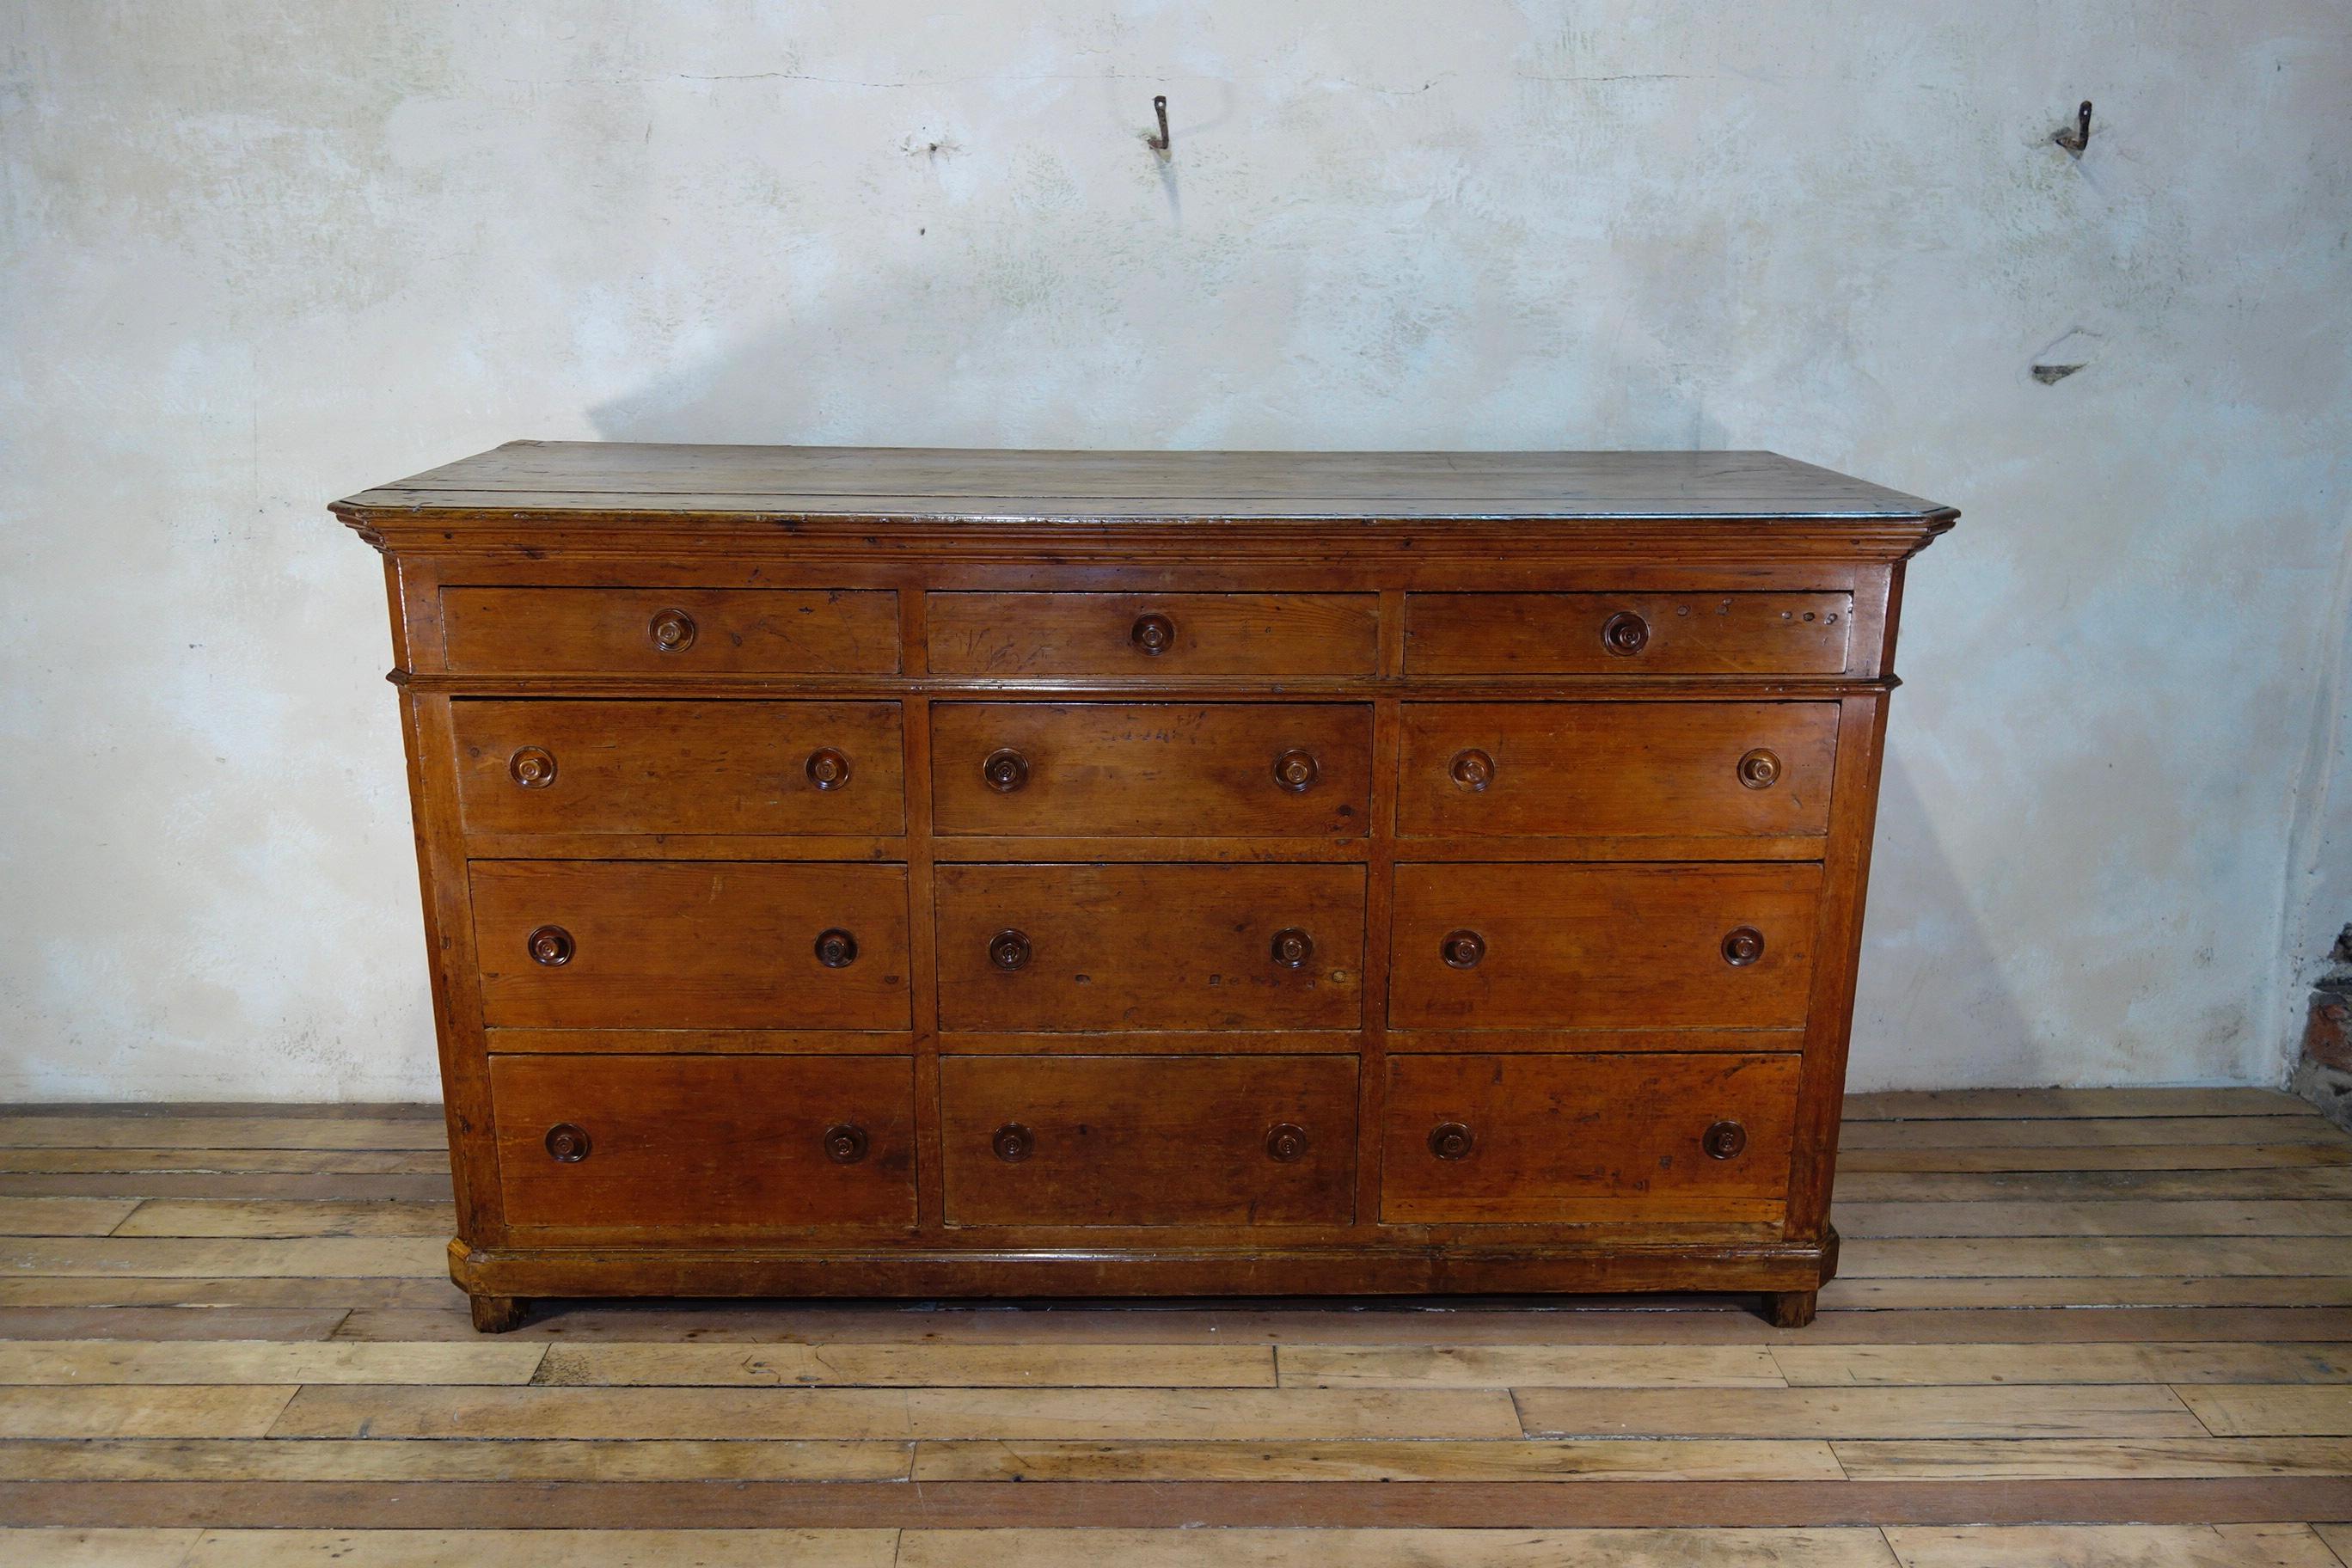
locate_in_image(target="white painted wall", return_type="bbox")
[3,3,2347,1099]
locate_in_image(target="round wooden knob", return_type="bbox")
[1449,749,1495,791]
[1703,1119,1749,1160]
[649,608,697,652]
[527,925,573,967]
[1736,749,1781,790]
[543,1124,591,1162]
[824,1124,869,1165]
[805,748,852,791]
[1265,1123,1309,1162]
[983,748,1030,793]
[508,747,556,788]
[1429,1122,1475,1161]
[1722,926,1766,966]
[989,929,1032,971]
[1272,750,1320,793]
[992,1123,1033,1162]
[1442,929,1485,970]
[1601,610,1650,656]
[1130,612,1176,656]
[814,928,859,969]
[1270,928,1314,969]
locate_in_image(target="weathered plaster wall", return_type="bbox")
[3,3,2348,1099]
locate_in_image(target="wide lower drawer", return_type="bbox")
[934,863,1366,1032]
[1381,1052,1800,1222]
[927,592,1378,677]
[452,701,905,836]
[490,1054,916,1230]
[1406,592,1852,675]
[931,702,1372,837]
[1399,701,1837,840]
[469,861,912,1029]
[940,1056,1357,1225]
[441,587,900,675]
[1388,862,1820,1029]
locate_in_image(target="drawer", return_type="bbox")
[441,588,900,675]
[927,592,1377,677]
[1388,862,1819,1030]
[931,703,1372,837]
[940,1056,1357,1225]
[452,701,905,836]
[1381,1052,1799,1222]
[1398,702,1837,839]
[490,1054,916,1230]
[1405,592,1851,675]
[935,863,1366,1032]
[469,861,911,1029]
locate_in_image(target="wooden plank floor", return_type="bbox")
[2,1089,2348,1565]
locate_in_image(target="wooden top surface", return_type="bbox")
[336,442,1954,524]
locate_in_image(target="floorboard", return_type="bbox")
[0,1091,2344,1557]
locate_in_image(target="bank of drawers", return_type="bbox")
[459,589,1834,1235]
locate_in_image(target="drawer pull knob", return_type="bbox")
[1429,1122,1475,1161]
[1722,926,1766,966]
[805,748,852,791]
[989,929,1032,971]
[814,928,859,968]
[1601,609,1651,656]
[993,1123,1034,1162]
[1703,1119,1749,1160]
[1272,749,1320,793]
[824,1124,869,1164]
[982,748,1031,793]
[1449,748,1495,791]
[1265,1123,1309,1162]
[543,1124,591,1162]
[508,747,557,788]
[648,608,698,652]
[527,925,574,967]
[1736,749,1781,789]
[1270,928,1315,969]
[1130,612,1177,656]
[1442,929,1486,969]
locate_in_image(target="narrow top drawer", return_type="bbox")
[927,593,1377,678]
[442,588,901,675]
[1406,592,1851,676]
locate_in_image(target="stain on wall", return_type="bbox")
[2,3,2348,1097]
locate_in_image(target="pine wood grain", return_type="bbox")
[0,1438,913,1482]
[1833,1201,2352,1238]
[530,1343,1275,1387]
[269,1385,1522,1441]
[0,1341,545,1386]
[180,1528,902,1566]
[1880,1522,2343,1568]
[1274,1344,1784,1387]
[1513,1384,2205,1439]
[0,1197,143,1235]
[893,1527,1904,1567]
[910,1437,1845,1482]
[1771,1342,2352,1386]
[1831,1436,2352,1480]
[2175,1384,2352,1436]
[0,1529,203,1567]
[108,1201,454,1238]
[0,1386,297,1439]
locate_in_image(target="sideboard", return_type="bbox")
[335,444,1954,1331]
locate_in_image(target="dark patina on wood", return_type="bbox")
[335,442,1953,1330]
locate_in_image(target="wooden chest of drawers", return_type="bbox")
[336,444,1953,1332]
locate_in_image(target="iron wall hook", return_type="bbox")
[2055,100,2092,156]
[1147,94,1170,154]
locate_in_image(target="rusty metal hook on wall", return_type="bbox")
[1146,95,1170,154]
[2055,101,2092,156]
